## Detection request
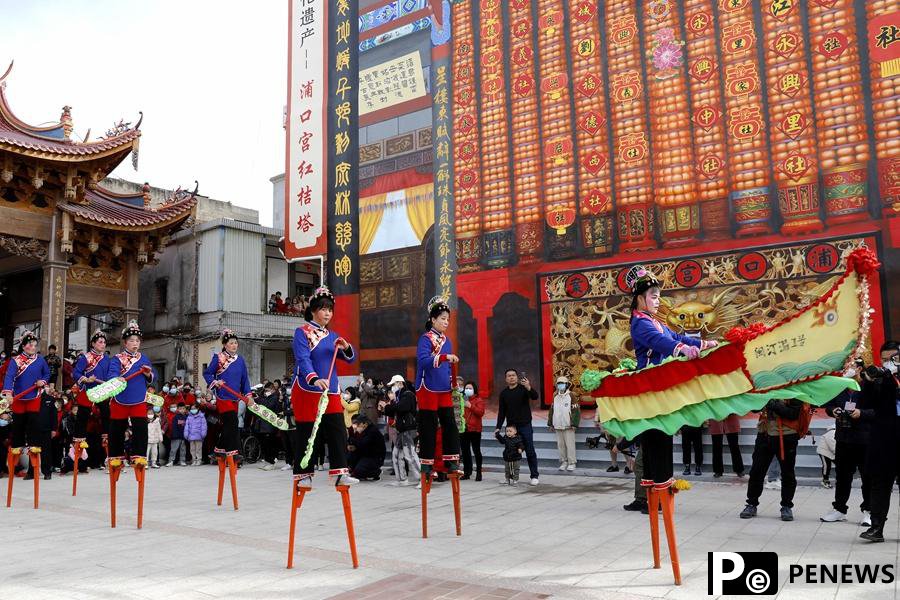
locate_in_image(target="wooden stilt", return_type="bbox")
[226,455,239,510]
[336,485,359,568]
[135,464,146,530]
[109,460,122,528]
[449,472,462,536]
[647,488,661,569]
[30,450,40,509]
[420,472,429,539]
[660,491,682,585]
[72,444,80,497]
[286,480,309,569]
[216,456,226,506]
[6,450,16,508]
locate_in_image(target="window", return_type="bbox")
[154,279,168,314]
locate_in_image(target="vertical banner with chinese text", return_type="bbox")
[432,4,457,306]
[326,0,359,372]
[285,0,329,259]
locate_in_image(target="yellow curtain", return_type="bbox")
[404,183,435,242]
[359,194,387,255]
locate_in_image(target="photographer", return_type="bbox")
[860,341,900,542]
[820,361,873,526]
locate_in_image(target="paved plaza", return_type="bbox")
[1,465,899,600]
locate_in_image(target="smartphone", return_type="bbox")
[520,371,526,379]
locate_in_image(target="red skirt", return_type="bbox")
[110,400,149,419]
[291,382,342,423]
[12,397,40,414]
[216,399,238,414]
[76,389,93,408]
[416,387,454,411]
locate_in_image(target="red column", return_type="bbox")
[473,307,494,399]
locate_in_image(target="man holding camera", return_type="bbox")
[820,360,873,526]
[859,341,900,542]
[495,369,540,486]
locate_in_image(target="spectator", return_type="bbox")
[495,424,525,486]
[739,398,804,521]
[255,383,282,471]
[709,414,745,478]
[166,403,189,467]
[681,424,704,476]
[820,367,873,526]
[62,349,77,389]
[268,293,277,313]
[453,376,467,435]
[274,291,286,313]
[0,410,12,478]
[147,406,163,468]
[816,426,836,489]
[185,403,208,466]
[348,415,385,481]
[548,375,579,472]
[341,387,361,431]
[358,375,380,424]
[495,369,540,485]
[860,341,900,542]
[460,380,484,481]
[382,375,419,486]
[45,344,62,386]
[182,383,197,406]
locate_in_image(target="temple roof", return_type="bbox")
[59,184,197,232]
[0,63,140,163]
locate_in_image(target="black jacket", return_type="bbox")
[860,372,900,474]
[383,389,417,432]
[495,431,524,462]
[823,388,873,444]
[38,393,58,432]
[496,385,539,429]
[254,392,281,435]
[350,424,386,463]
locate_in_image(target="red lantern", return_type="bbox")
[546,207,576,234]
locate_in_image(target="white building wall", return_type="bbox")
[223,228,264,313]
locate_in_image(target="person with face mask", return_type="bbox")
[858,341,900,542]
[0,411,12,478]
[548,376,580,472]
[382,375,420,486]
[340,387,361,433]
[460,381,484,481]
[184,403,208,466]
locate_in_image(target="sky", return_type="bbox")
[0,0,287,227]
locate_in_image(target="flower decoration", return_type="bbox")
[580,369,610,392]
[650,28,684,77]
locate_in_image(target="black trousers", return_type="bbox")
[292,413,347,475]
[11,412,40,448]
[641,428,673,484]
[460,430,483,476]
[681,426,703,467]
[98,401,110,435]
[281,430,294,466]
[712,432,745,475]
[832,441,871,513]
[216,411,240,453]
[25,431,53,477]
[108,417,148,459]
[417,407,460,463]
[259,432,279,464]
[746,433,798,508]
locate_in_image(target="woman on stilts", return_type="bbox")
[70,329,111,492]
[627,266,717,584]
[2,331,50,508]
[203,329,250,509]
[416,296,463,538]
[104,320,156,528]
[285,285,360,569]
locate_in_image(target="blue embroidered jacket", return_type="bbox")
[2,353,50,401]
[416,329,452,393]
[631,311,703,370]
[203,351,251,401]
[292,322,355,394]
[73,350,110,392]
[104,351,156,405]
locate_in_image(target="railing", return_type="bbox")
[198,311,304,340]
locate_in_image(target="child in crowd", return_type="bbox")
[167,403,188,466]
[184,403,208,466]
[495,424,525,486]
[817,426,836,489]
[147,406,163,468]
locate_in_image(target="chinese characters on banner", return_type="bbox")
[285,0,328,259]
[359,51,427,115]
[431,25,456,305]
[327,0,359,294]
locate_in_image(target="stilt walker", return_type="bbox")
[103,320,156,528]
[415,296,463,538]
[626,266,716,585]
[285,286,359,569]
[1,331,50,509]
[70,329,111,496]
[203,329,249,510]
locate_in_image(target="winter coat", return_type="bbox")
[170,413,188,440]
[184,412,208,441]
[495,431,525,462]
[708,414,742,435]
[383,389,417,432]
[341,396,361,429]
[147,416,164,444]
[816,427,836,460]
[548,390,580,429]
[463,395,485,433]
[861,372,900,475]
[254,392,280,435]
